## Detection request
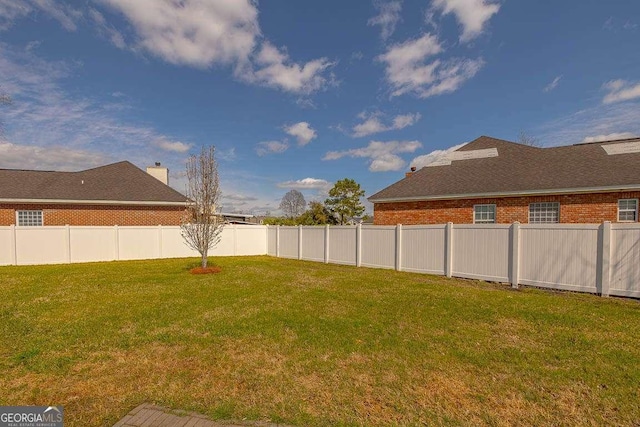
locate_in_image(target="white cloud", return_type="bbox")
[255,140,288,156]
[538,102,640,146]
[602,79,640,104]
[352,111,421,137]
[544,75,562,93]
[223,193,258,201]
[0,44,189,171]
[431,0,500,42]
[277,178,332,191]
[100,0,259,67]
[368,0,402,41]
[377,33,484,98]
[0,140,110,170]
[581,132,637,143]
[153,138,192,153]
[88,8,126,49]
[242,42,335,94]
[2,1,334,95]
[0,0,82,31]
[324,140,421,172]
[284,121,317,146]
[410,143,465,169]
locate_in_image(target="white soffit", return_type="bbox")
[427,148,499,167]
[602,140,640,155]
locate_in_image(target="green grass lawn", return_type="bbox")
[0,256,639,426]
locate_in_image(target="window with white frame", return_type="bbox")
[529,202,559,223]
[618,199,638,222]
[474,204,496,224]
[16,210,43,226]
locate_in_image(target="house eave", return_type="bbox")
[0,198,186,206]
[368,184,640,204]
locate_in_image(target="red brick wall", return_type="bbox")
[374,192,640,225]
[0,204,185,226]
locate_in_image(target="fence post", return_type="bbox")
[356,224,362,267]
[445,222,453,278]
[158,225,163,259]
[598,221,612,297]
[395,224,402,271]
[65,224,71,263]
[276,226,280,258]
[114,225,120,261]
[510,221,520,288]
[10,224,17,265]
[298,225,303,260]
[324,224,330,263]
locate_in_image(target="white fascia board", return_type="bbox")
[0,198,186,206]
[369,184,640,203]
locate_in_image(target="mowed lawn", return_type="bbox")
[0,257,639,426]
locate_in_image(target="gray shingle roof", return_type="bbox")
[0,161,186,204]
[369,136,640,202]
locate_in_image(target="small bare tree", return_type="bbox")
[517,131,541,147]
[181,146,224,268]
[279,189,306,218]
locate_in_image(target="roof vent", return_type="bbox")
[602,140,640,155]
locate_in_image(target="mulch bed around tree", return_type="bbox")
[189,266,222,274]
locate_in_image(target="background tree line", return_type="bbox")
[264,178,370,226]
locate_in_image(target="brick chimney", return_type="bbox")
[405,166,417,178]
[146,162,169,185]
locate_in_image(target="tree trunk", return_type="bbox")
[201,252,208,268]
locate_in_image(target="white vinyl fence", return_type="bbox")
[2,222,639,298]
[0,224,267,266]
[267,223,640,298]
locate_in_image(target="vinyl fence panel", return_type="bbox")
[401,225,446,274]
[160,227,199,258]
[610,224,640,298]
[0,227,14,265]
[300,227,325,262]
[235,225,268,255]
[267,227,277,256]
[519,224,600,293]
[16,227,68,265]
[278,227,299,259]
[361,225,396,269]
[118,227,161,260]
[70,226,118,262]
[452,224,510,282]
[328,226,357,265]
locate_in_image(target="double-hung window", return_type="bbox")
[529,202,559,224]
[618,199,638,222]
[16,210,43,226]
[474,204,496,224]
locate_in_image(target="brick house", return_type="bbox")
[369,136,640,225]
[0,161,186,226]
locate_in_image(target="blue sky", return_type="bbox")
[1,0,639,215]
